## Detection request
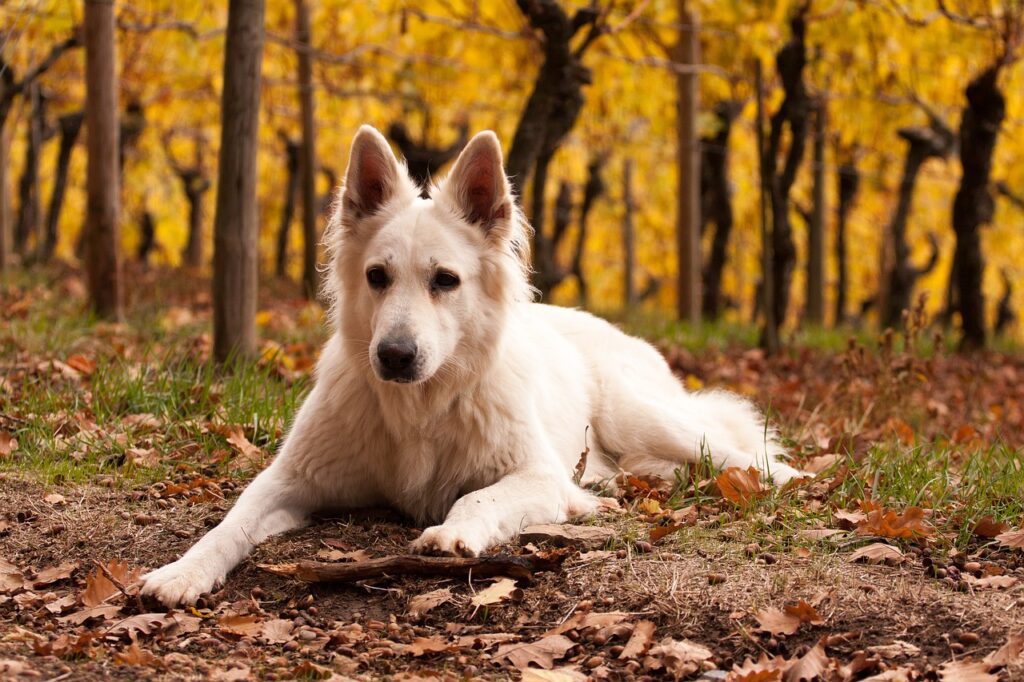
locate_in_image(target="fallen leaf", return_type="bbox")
[33,561,78,587]
[849,543,905,564]
[938,660,998,682]
[315,548,372,562]
[996,529,1024,549]
[210,424,265,468]
[0,559,25,594]
[619,620,656,659]
[857,506,934,538]
[972,516,1009,539]
[868,641,921,659]
[114,642,162,668]
[82,560,142,607]
[804,454,841,474]
[984,632,1024,667]
[0,431,17,457]
[643,637,713,678]
[861,668,915,681]
[126,447,161,468]
[730,652,791,680]
[495,634,576,669]
[218,613,262,636]
[42,493,66,506]
[407,587,453,618]
[798,529,845,541]
[785,643,830,681]
[457,632,520,649]
[0,659,37,677]
[105,613,169,639]
[650,523,686,543]
[522,668,587,682]
[716,466,768,505]
[834,509,866,530]
[544,611,629,637]
[519,524,615,550]
[755,601,823,636]
[65,354,97,376]
[260,619,294,644]
[408,635,453,657]
[964,575,1018,589]
[471,577,522,608]
[58,604,123,625]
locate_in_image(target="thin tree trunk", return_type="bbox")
[84,0,123,320]
[806,97,826,325]
[295,0,318,299]
[700,101,738,319]
[41,111,83,261]
[674,0,701,324]
[14,84,44,255]
[136,209,155,264]
[755,59,778,353]
[622,158,635,309]
[275,135,300,278]
[834,161,859,325]
[213,0,266,362]
[0,129,8,271]
[572,156,604,308]
[952,66,1004,351]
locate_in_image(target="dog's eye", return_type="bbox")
[366,267,390,289]
[432,271,460,291]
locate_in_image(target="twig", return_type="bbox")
[94,560,144,612]
[259,551,570,585]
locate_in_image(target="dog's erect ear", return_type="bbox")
[343,125,401,218]
[439,131,512,229]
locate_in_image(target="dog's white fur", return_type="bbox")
[141,126,802,606]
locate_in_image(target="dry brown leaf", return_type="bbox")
[849,543,905,564]
[457,632,520,649]
[210,664,252,681]
[210,424,265,468]
[522,668,587,682]
[260,618,294,644]
[857,506,934,538]
[619,620,656,659]
[755,601,822,636]
[495,634,576,669]
[315,548,372,562]
[126,447,161,468]
[82,560,142,607]
[408,635,453,657]
[33,561,78,587]
[868,641,921,659]
[834,510,866,530]
[105,613,169,639]
[984,632,1024,667]
[113,642,162,668]
[218,613,262,636]
[0,431,17,457]
[0,659,37,677]
[799,529,845,541]
[650,523,685,543]
[804,454,842,474]
[544,611,629,637]
[470,577,522,607]
[407,586,453,618]
[972,516,1009,539]
[996,529,1024,549]
[42,493,66,506]
[861,669,915,681]
[964,574,1018,589]
[785,643,830,681]
[716,466,767,505]
[643,638,713,678]
[0,558,25,594]
[58,604,123,625]
[65,354,97,376]
[938,660,998,682]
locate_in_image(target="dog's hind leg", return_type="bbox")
[593,375,803,484]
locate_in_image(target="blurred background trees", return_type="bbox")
[1,0,1023,353]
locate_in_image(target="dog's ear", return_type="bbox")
[342,125,401,218]
[439,131,512,229]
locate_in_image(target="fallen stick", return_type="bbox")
[259,551,569,585]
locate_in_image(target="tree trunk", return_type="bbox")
[622,158,635,309]
[0,132,8,271]
[213,0,266,362]
[834,161,859,325]
[700,101,738,319]
[952,66,1004,351]
[571,156,604,308]
[881,122,952,328]
[275,135,300,278]
[806,97,826,325]
[295,0,318,299]
[674,0,701,324]
[755,59,778,353]
[764,9,810,338]
[84,0,123,320]
[41,111,84,261]
[14,83,45,255]
[136,209,156,264]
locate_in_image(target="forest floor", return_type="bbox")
[2,266,1024,681]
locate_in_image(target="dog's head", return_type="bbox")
[324,125,532,385]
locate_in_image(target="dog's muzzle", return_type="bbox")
[376,338,419,382]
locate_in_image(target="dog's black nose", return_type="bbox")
[377,339,418,373]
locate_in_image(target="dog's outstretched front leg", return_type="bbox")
[410,465,599,557]
[140,465,310,606]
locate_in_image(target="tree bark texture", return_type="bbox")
[674,0,701,324]
[834,161,859,325]
[213,0,266,362]
[622,158,635,309]
[275,134,300,278]
[571,155,604,308]
[84,0,123,320]
[41,111,84,261]
[755,59,779,353]
[700,101,738,319]
[806,97,826,325]
[952,66,1004,351]
[295,0,319,299]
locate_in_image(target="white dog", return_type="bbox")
[141,126,801,606]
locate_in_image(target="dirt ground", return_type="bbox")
[2,476,1022,681]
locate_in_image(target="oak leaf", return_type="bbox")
[938,660,997,682]
[984,632,1024,667]
[996,529,1024,549]
[114,642,162,668]
[33,561,78,587]
[217,613,262,636]
[408,635,453,656]
[82,560,142,607]
[495,634,575,669]
[471,577,522,607]
[716,466,767,505]
[260,619,294,644]
[785,643,829,681]
[643,637,712,677]
[849,543,904,564]
[407,586,453,618]
[619,620,656,659]
[972,516,1009,538]
[856,507,934,538]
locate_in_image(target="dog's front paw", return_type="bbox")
[140,560,221,607]
[410,525,487,557]
[768,463,810,485]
